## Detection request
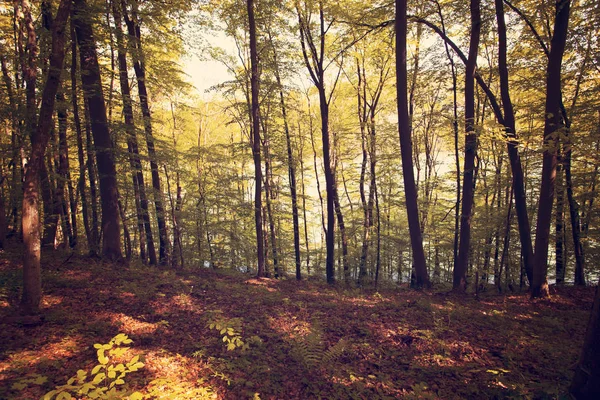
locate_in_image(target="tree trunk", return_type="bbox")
[532,0,571,299]
[247,0,265,277]
[21,0,71,315]
[122,0,169,265]
[396,0,430,288]
[112,1,157,265]
[74,0,122,262]
[454,0,481,292]
[70,20,92,252]
[495,0,535,284]
[555,157,566,284]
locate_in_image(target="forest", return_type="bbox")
[0,0,599,398]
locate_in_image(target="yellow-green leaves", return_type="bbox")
[42,334,145,400]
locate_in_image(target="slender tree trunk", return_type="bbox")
[84,97,100,255]
[396,0,430,288]
[70,20,91,251]
[299,126,310,275]
[268,31,301,280]
[56,91,74,247]
[564,143,585,285]
[247,0,265,277]
[112,1,156,265]
[122,0,169,265]
[532,0,571,298]
[454,0,481,292]
[21,0,71,315]
[74,0,122,262]
[555,157,565,284]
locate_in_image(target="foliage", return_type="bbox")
[207,313,262,351]
[42,334,144,400]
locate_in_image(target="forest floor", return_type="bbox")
[0,248,595,400]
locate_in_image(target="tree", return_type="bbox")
[73,0,122,262]
[532,0,571,298]
[395,0,430,288]
[21,0,71,314]
[248,0,265,277]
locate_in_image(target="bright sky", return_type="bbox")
[182,31,236,98]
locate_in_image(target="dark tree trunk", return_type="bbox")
[70,20,92,252]
[74,0,122,262]
[21,0,71,315]
[454,0,481,292]
[555,157,566,284]
[122,0,169,265]
[564,144,585,285]
[570,278,600,397]
[532,0,571,298]
[112,1,157,265]
[395,0,430,288]
[247,0,265,277]
[495,0,535,284]
[269,31,301,280]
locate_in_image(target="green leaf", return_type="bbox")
[129,392,144,400]
[92,373,106,384]
[34,375,48,385]
[107,370,116,379]
[11,382,27,390]
[115,379,125,385]
[91,365,102,375]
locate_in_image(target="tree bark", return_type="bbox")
[395,0,430,288]
[454,0,481,292]
[73,0,122,262]
[112,0,157,265]
[495,0,535,284]
[270,31,301,280]
[532,0,571,298]
[122,0,169,265]
[21,0,71,315]
[247,0,265,277]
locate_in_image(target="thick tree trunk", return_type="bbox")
[21,0,71,315]
[532,0,571,298]
[74,0,122,262]
[112,1,157,265]
[247,0,265,277]
[454,0,481,292]
[395,0,430,288]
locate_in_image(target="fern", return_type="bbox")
[293,327,347,369]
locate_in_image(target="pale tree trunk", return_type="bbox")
[74,0,122,262]
[21,0,71,315]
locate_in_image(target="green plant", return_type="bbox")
[42,334,144,400]
[207,315,261,352]
[293,327,347,369]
